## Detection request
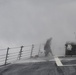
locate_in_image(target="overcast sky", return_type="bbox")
[0,0,76,55]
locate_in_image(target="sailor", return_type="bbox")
[44,37,53,57]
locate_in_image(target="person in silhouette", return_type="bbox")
[44,37,53,57]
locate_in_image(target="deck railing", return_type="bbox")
[0,43,44,66]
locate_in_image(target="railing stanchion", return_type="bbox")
[18,46,23,60]
[5,47,9,65]
[38,44,41,56]
[30,44,34,58]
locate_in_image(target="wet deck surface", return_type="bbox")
[0,56,76,75]
[0,61,76,75]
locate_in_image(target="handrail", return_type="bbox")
[0,54,6,56]
[0,43,43,66]
[9,52,19,55]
